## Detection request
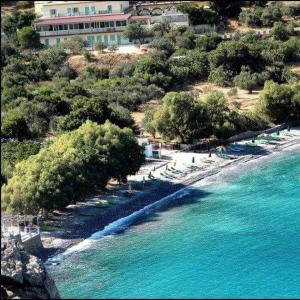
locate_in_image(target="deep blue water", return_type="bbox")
[49,151,300,299]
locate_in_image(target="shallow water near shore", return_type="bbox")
[49,151,300,299]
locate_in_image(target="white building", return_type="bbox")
[137,138,154,158]
[33,1,189,47]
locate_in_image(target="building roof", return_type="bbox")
[35,13,131,26]
[130,15,150,20]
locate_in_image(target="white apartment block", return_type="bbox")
[33,1,189,47]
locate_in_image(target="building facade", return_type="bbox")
[34,1,189,47]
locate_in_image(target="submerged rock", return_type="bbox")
[1,238,60,299]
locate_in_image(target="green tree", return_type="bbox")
[150,37,174,55]
[2,121,144,213]
[2,11,36,41]
[17,26,41,49]
[195,33,222,51]
[256,81,300,122]
[177,4,218,25]
[208,66,228,86]
[123,23,146,44]
[1,111,31,140]
[234,67,258,93]
[152,92,209,143]
[1,140,41,179]
[142,106,157,138]
[208,1,243,18]
[272,22,289,41]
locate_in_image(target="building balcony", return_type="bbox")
[46,9,125,19]
[38,26,127,37]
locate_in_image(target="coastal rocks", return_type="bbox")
[1,238,60,299]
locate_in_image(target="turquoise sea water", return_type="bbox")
[50,151,300,299]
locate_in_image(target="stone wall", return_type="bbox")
[1,238,60,299]
[22,234,44,256]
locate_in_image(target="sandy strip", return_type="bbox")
[41,128,300,262]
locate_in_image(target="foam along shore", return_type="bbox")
[42,127,300,265]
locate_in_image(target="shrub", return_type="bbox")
[110,61,136,78]
[108,44,118,52]
[208,66,228,86]
[85,66,109,80]
[1,111,31,140]
[83,50,95,62]
[150,37,174,56]
[272,22,289,41]
[16,1,33,9]
[234,67,258,93]
[61,36,87,54]
[55,64,78,80]
[195,33,222,51]
[17,26,41,49]
[95,42,106,52]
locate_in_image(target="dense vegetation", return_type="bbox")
[1,1,299,213]
[2,121,145,214]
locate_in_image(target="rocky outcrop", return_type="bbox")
[1,238,60,299]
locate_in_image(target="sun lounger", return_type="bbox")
[229,146,244,152]
[245,142,258,147]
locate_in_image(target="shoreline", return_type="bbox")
[40,131,300,263]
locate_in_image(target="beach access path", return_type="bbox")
[40,127,300,261]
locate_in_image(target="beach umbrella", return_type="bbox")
[216,146,226,152]
[288,125,291,132]
[192,156,195,163]
[208,150,212,158]
[277,129,280,135]
[174,161,176,166]
[128,183,132,193]
[252,136,255,143]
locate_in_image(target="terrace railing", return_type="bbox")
[38,26,127,37]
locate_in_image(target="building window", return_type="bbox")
[85,7,89,15]
[109,21,114,27]
[56,38,60,45]
[120,4,123,12]
[85,23,90,29]
[91,6,95,14]
[59,25,63,31]
[69,24,74,30]
[100,22,105,28]
[36,26,41,32]
[45,39,49,46]
[110,35,115,42]
[116,20,126,27]
[107,5,112,13]
[67,8,72,15]
[50,9,56,16]
[104,35,108,45]
[117,35,122,45]
[95,22,99,28]
[87,36,95,47]
[74,24,79,29]
[63,24,68,30]
[73,7,79,15]
[96,36,102,43]
[79,23,84,29]
[104,22,109,28]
